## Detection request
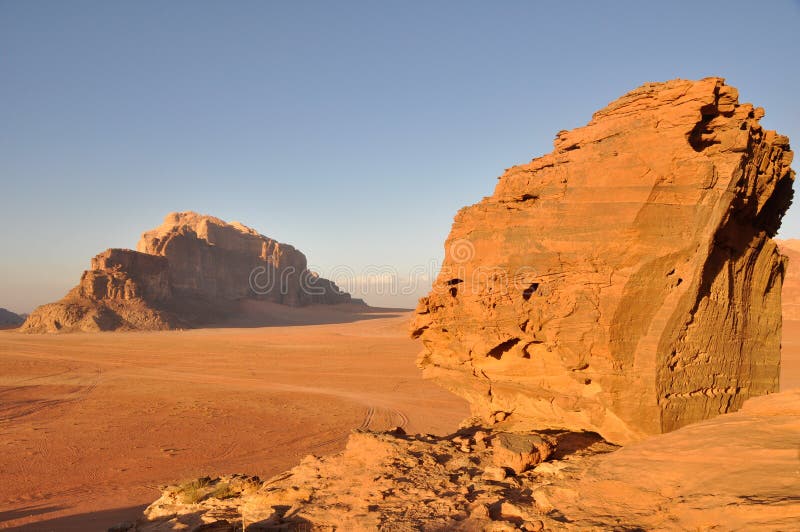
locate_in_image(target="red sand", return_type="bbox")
[0,307,468,530]
[1,301,798,531]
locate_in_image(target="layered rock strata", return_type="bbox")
[412,78,794,443]
[21,212,353,332]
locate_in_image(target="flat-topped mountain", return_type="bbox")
[21,212,355,333]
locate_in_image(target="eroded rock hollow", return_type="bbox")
[412,78,795,443]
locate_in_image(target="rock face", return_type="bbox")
[20,248,185,333]
[21,212,354,333]
[533,389,800,530]
[412,78,795,443]
[0,308,24,328]
[85,249,172,302]
[137,212,328,305]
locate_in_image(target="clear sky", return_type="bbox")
[2,0,799,312]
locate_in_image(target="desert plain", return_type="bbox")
[0,304,469,530]
[2,297,800,531]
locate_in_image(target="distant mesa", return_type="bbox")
[412,77,795,444]
[0,308,25,329]
[21,212,357,333]
[777,239,800,320]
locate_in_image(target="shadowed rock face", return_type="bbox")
[84,249,172,302]
[137,212,349,306]
[21,212,353,333]
[0,308,24,327]
[412,78,795,444]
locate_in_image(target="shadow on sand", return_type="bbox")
[3,504,147,532]
[197,302,413,329]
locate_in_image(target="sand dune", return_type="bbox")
[0,306,468,530]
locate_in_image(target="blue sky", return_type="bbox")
[2,0,799,312]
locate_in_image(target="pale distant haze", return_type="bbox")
[2,1,799,312]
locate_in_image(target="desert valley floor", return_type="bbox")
[1,303,799,531]
[0,305,470,531]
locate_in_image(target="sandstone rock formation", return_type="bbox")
[21,212,354,333]
[532,389,800,530]
[131,390,800,531]
[134,426,593,532]
[20,248,179,333]
[139,212,325,305]
[0,308,24,328]
[412,78,795,443]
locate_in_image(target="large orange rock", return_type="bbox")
[21,212,353,333]
[412,78,795,443]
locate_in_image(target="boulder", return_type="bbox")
[412,78,794,443]
[491,432,555,475]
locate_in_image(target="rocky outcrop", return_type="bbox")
[131,390,800,531]
[19,249,181,333]
[137,212,341,306]
[0,308,24,328]
[21,212,354,333]
[412,78,795,443]
[532,389,800,530]
[134,426,588,532]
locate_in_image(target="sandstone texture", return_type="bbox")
[412,78,795,443]
[533,389,800,530]
[133,426,598,532]
[130,390,800,531]
[21,212,354,333]
[137,212,346,306]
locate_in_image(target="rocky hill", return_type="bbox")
[0,308,24,328]
[21,212,354,333]
[412,77,794,444]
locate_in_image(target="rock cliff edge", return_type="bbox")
[412,77,794,443]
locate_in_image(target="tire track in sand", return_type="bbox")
[308,404,408,452]
[0,366,101,425]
